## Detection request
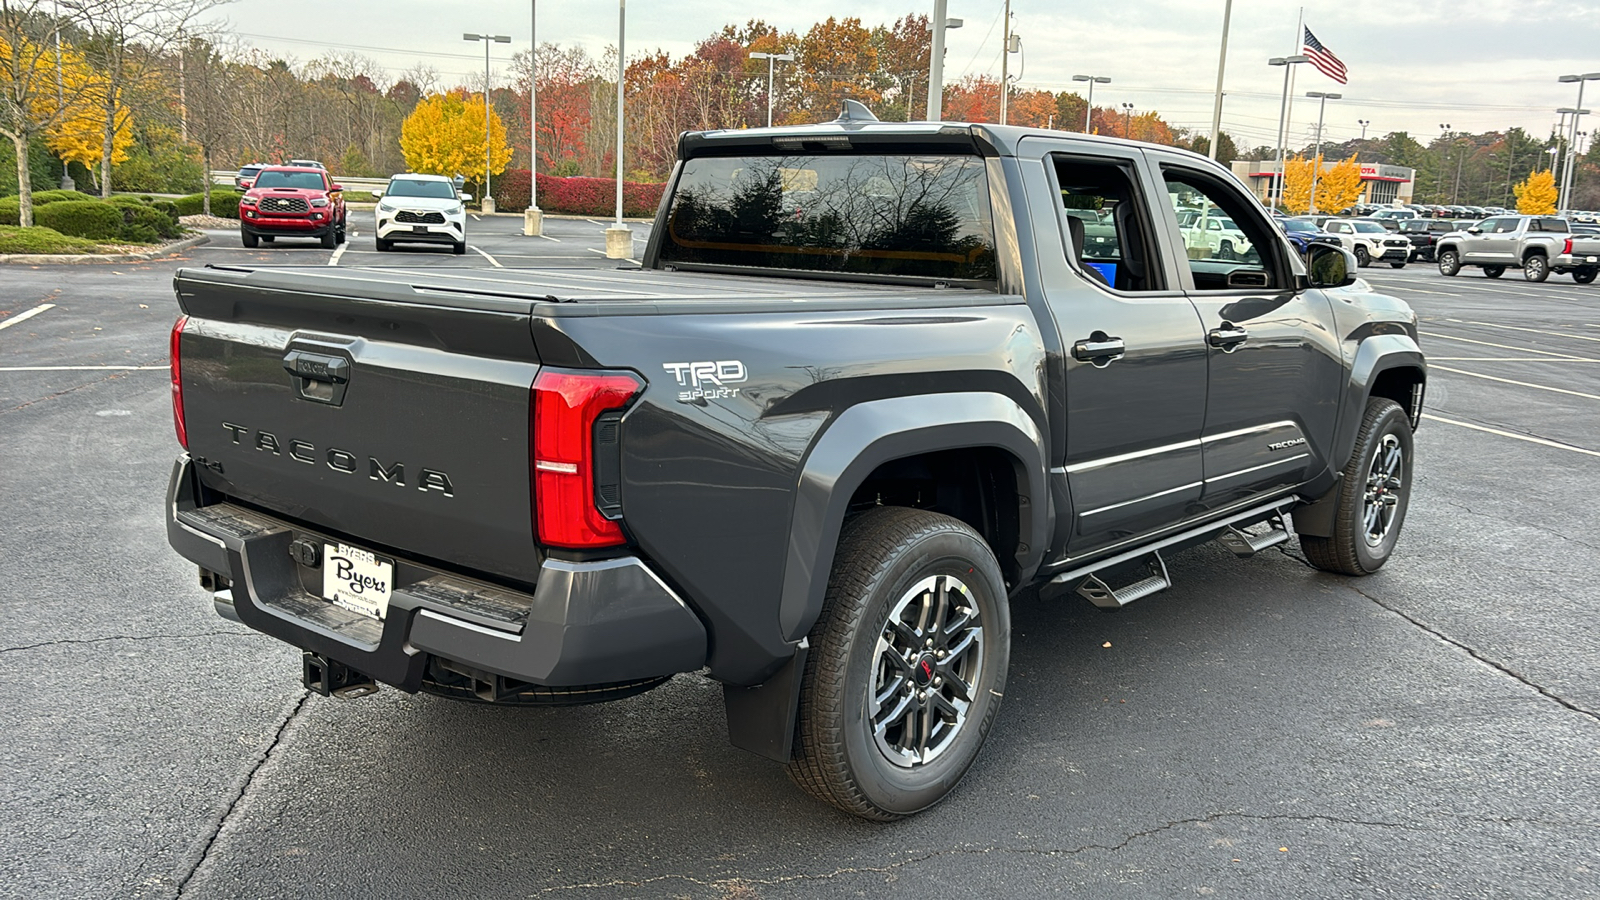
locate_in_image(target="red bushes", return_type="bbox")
[492,170,666,218]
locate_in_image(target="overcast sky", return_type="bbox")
[219,0,1600,150]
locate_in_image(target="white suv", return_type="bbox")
[1323,218,1411,268]
[374,174,468,255]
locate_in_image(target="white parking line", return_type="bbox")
[0,365,165,371]
[1433,365,1600,401]
[0,303,56,331]
[328,232,357,266]
[1446,318,1600,345]
[1429,357,1600,362]
[1380,285,1463,297]
[472,246,503,267]
[1417,331,1589,359]
[585,247,640,264]
[1423,414,1600,458]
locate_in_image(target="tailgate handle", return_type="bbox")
[283,350,350,405]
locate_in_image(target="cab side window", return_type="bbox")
[1051,156,1164,293]
[1161,168,1285,291]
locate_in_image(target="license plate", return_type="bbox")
[413,225,428,233]
[322,543,394,621]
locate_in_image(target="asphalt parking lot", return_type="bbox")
[1,238,1597,899]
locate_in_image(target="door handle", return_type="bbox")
[1072,332,1125,366]
[1208,325,1249,351]
[282,350,350,405]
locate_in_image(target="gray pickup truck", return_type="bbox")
[166,105,1426,820]
[1436,214,1600,282]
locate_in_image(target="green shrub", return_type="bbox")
[112,144,205,193]
[174,190,241,218]
[0,225,105,254]
[0,200,17,226]
[34,200,124,240]
[151,199,180,224]
[118,203,181,241]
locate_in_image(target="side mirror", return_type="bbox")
[331,184,344,192]
[459,193,472,202]
[370,189,383,198]
[1466,226,1481,234]
[1306,243,1357,289]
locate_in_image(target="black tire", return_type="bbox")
[1301,398,1414,576]
[1354,245,1371,268]
[1523,254,1549,282]
[1437,248,1460,276]
[786,507,1010,821]
[240,230,258,248]
[336,220,347,244]
[1219,240,1235,261]
[1389,261,1406,269]
[375,237,391,252]
[1575,268,1598,285]
[320,228,337,249]
[1483,265,1505,278]
[453,241,467,255]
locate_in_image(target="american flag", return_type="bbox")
[1302,27,1348,84]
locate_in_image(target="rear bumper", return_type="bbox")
[165,455,707,691]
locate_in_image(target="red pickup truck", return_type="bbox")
[239,166,347,249]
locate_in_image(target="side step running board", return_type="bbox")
[1214,513,1291,558]
[1074,552,1171,609]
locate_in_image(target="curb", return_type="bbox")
[0,233,211,266]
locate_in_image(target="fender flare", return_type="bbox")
[1297,335,1426,537]
[778,391,1049,643]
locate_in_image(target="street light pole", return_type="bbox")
[1358,119,1370,140]
[749,51,794,127]
[1306,90,1340,213]
[1436,124,1452,204]
[464,32,512,212]
[924,2,962,121]
[524,1,542,235]
[1207,0,1233,159]
[605,0,631,258]
[1121,102,1134,139]
[1071,75,1110,132]
[1268,55,1308,211]
[1558,73,1600,212]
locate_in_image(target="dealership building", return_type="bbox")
[1230,160,1416,206]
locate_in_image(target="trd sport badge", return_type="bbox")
[663,360,747,402]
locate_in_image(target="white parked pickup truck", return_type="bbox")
[1323,219,1412,269]
[1435,215,1600,283]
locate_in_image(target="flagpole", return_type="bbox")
[1286,7,1303,143]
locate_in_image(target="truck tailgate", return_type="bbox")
[174,266,543,584]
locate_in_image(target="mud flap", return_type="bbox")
[722,639,808,762]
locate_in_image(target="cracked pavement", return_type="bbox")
[2,250,1598,898]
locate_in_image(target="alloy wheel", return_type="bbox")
[1363,434,1404,548]
[868,574,985,768]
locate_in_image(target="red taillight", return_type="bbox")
[171,315,189,449]
[1564,238,1574,255]
[531,368,643,549]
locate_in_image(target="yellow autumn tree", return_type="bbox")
[399,91,511,188]
[15,38,134,183]
[1315,154,1365,215]
[1281,155,1317,215]
[1513,169,1558,214]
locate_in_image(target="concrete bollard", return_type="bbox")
[605,225,633,259]
[523,208,544,237]
[482,196,497,214]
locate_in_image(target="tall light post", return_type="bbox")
[1357,119,1370,140]
[1558,73,1600,212]
[1268,55,1309,210]
[605,0,631,258]
[1120,102,1134,139]
[464,32,512,212]
[1207,0,1233,160]
[524,1,542,236]
[1305,91,1341,213]
[924,2,963,121]
[999,5,1021,126]
[1071,75,1110,132]
[1438,123,1451,205]
[748,51,794,128]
